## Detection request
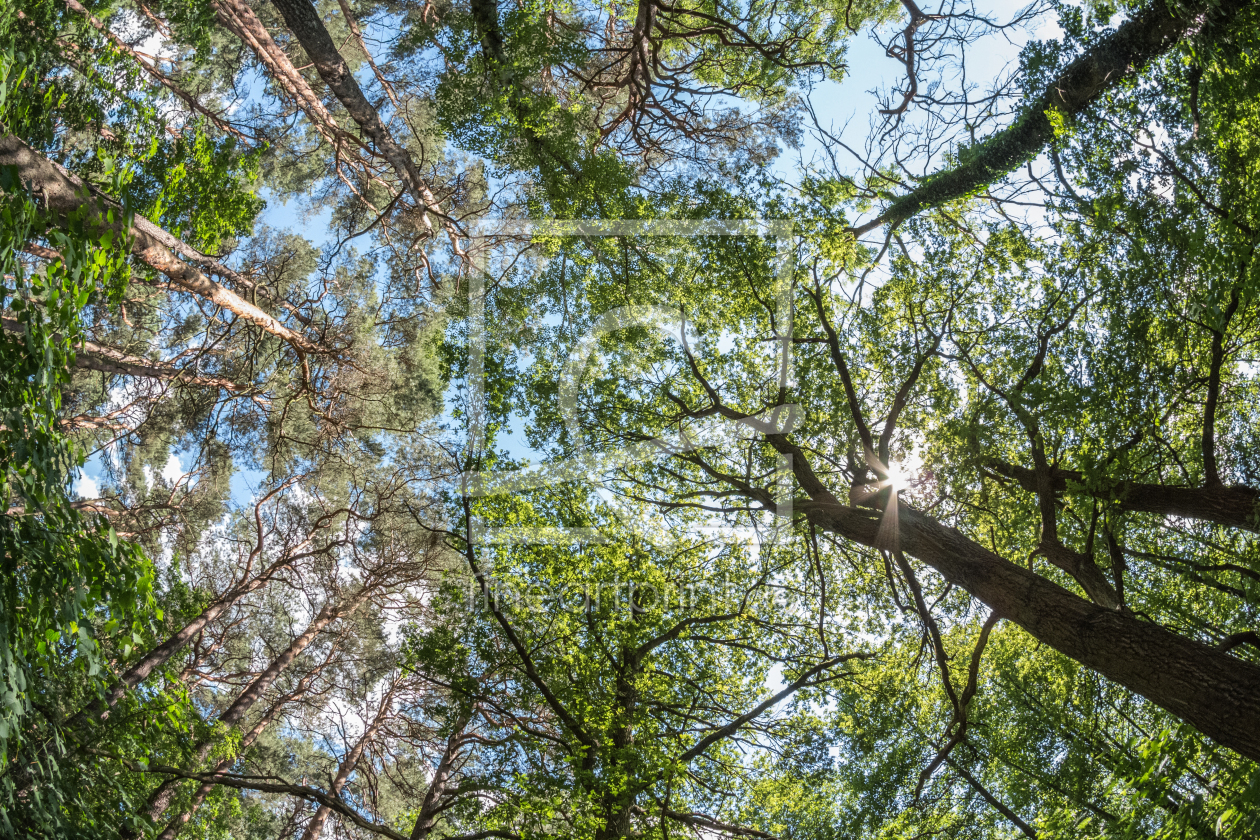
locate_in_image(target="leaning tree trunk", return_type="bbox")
[101,527,302,715]
[988,461,1260,532]
[800,493,1260,760]
[267,0,462,249]
[298,686,396,840]
[154,683,304,840]
[8,530,302,801]
[152,643,348,840]
[408,713,471,840]
[131,590,371,835]
[1,316,246,391]
[0,135,324,356]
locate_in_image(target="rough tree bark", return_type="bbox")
[268,0,456,244]
[987,461,1260,533]
[210,0,349,148]
[769,434,1260,761]
[0,135,324,356]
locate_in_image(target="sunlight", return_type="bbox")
[886,461,912,492]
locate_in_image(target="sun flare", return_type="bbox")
[886,461,912,492]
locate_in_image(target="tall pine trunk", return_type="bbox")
[131,590,370,834]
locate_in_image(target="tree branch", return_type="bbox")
[852,0,1251,235]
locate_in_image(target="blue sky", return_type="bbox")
[74,0,1060,504]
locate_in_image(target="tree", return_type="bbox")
[4,0,1260,837]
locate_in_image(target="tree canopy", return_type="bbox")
[2,0,1260,837]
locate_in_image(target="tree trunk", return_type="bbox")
[801,496,1260,760]
[408,713,470,840]
[8,526,301,804]
[134,590,370,832]
[155,689,295,840]
[267,0,455,244]
[153,652,342,840]
[0,135,323,356]
[210,0,347,148]
[102,540,302,714]
[298,687,395,840]
[1,316,246,391]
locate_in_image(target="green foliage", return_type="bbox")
[5,0,1260,837]
[0,154,155,834]
[0,43,261,838]
[129,130,264,254]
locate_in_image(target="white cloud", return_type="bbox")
[161,453,185,484]
[136,31,170,61]
[74,473,100,500]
